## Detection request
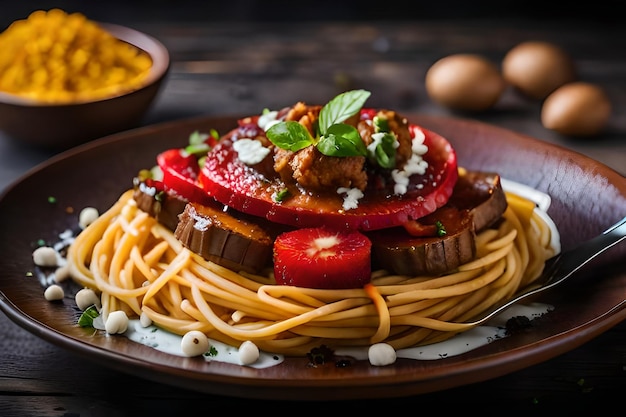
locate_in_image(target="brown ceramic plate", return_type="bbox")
[0,114,624,401]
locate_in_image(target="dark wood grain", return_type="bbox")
[1,2,625,415]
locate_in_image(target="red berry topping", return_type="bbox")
[273,227,372,289]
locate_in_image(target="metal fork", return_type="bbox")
[465,216,626,326]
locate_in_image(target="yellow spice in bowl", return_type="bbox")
[0,9,153,103]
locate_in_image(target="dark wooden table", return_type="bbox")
[1,2,625,415]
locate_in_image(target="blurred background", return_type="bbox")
[1,3,625,412]
[1,0,624,181]
[1,0,621,23]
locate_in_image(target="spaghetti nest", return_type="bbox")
[67,189,556,356]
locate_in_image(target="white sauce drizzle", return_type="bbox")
[123,319,283,369]
[119,302,553,367]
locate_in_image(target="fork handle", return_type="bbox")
[559,216,626,279]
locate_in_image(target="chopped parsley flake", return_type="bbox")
[435,220,447,237]
[204,345,219,357]
[274,188,291,202]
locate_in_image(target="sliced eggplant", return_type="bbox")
[133,178,288,273]
[448,170,508,232]
[133,182,187,231]
[368,206,476,276]
[175,202,276,274]
[368,170,508,276]
[135,169,508,277]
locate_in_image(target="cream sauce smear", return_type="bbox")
[119,302,553,367]
[123,319,283,369]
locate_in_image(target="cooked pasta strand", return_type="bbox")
[65,188,556,356]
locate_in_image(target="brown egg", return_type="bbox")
[425,54,505,111]
[541,82,612,136]
[502,41,577,100]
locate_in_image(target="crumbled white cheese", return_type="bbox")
[368,342,397,366]
[105,310,129,334]
[44,284,64,301]
[257,110,279,131]
[180,330,210,357]
[239,340,260,365]
[366,131,399,159]
[337,187,364,210]
[139,312,153,327]
[79,207,99,229]
[139,181,158,196]
[391,127,429,195]
[53,264,71,283]
[33,246,59,267]
[233,138,271,165]
[75,288,101,310]
[192,215,210,232]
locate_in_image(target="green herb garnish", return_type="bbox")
[204,345,219,357]
[184,130,211,156]
[373,115,389,133]
[266,89,371,158]
[184,129,220,157]
[435,220,447,237]
[371,132,397,169]
[77,305,100,328]
[273,188,291,202]
[370,114,396,168]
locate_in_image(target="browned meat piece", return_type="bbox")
[358,110,413,168]
[284,102,322,136]
[291,146,367,191]
[273,105,413,193]
[273,146,296,186]
[274,101,367,191]
[274,145,367,192]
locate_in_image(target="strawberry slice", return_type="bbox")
[273,227,372,289]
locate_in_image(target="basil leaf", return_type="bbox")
[373,115,390,133]
[374,132,397,168]
[318,89,371,134]
[184,142,211,157]
[266,121,314,151]
[77,305,100,328]
[317,124,367,157]
[189,130,209,145]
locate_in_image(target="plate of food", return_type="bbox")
[0,90,624,401]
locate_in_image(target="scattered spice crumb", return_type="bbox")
[307,344,334,366]
[505,315,532,335]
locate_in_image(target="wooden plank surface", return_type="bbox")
[1,2,625,415]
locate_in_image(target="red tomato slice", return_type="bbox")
[199,124,458,231]
[156,149,214,206]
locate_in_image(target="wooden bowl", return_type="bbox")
[0,23,170,150]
